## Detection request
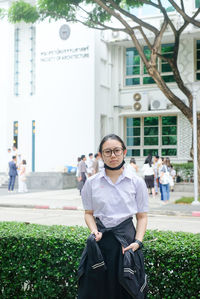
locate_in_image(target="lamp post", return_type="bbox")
[192,88,199,205]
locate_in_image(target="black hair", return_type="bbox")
[98,134,126,153]
[155,155,159,159]
[77,157,81,162]
[12,156,16,159]
[89,153,93,157]
[144,154,152,167]
[81,155,85,160]
[130,158,136,164]
[22,160,26,165]
[94,153,99,158]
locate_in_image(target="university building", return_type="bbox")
[0,0,199,172]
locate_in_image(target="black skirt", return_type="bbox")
[144,175,154,188]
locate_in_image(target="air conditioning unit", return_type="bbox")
[151,99,167,110]
[133,92,149,111]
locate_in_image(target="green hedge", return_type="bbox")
[173,162,193,182]
[0,222,199,298]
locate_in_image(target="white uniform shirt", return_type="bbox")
[142,164,154,176]
[81,167,148,228]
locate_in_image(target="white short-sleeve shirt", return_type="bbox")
[81,167,148,228]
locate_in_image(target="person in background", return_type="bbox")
[78,155,87,194]
[158,157,164,201]
[78,134,148,298]
[76,157,81,178]
[126,157,139,174]
[93,153,100,174]
[86,153,94,177]
[153,155,159,195]
[170,165,176,192]
[98,156,104,172]
[160,157,171,203]
[142,154,156,198]
[8,156,18,192]
[18,160,28,193]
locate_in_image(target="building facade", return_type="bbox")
[0,0,199,172]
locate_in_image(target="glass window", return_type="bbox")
[196,0,200,8]
[14,28,20,96]
[196,40,200,80]
[127,127,140,136]
[162,136,177,145]
[162,116,177,125]
[127,149,140,157]
[127,137,140,146]
[144,137,158,145]
[125,116,177,157]
[162,149,177,156]
[125,43,175,86]
[162,116,177,146]
[143,149,159,156]
[144,117,158,126]
[144,127,158,135]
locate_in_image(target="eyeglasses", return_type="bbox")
[102,147,123,157]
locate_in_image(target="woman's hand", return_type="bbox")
[122,242,139,254]
[91,229,102,242]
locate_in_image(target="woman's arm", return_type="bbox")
[123,212,148,253]
[85,210,102,241]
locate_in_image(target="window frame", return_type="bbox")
[195,39,200,81]
[124,43,175,87]
[125,115,178,157]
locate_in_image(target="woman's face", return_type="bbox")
[100,138,127,168]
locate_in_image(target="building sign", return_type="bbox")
[59,24,71,40]
[40,46,89,62]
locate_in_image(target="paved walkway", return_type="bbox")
[0,188,199,217]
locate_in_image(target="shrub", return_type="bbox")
[173,162,193,182]
[0,222,199,298]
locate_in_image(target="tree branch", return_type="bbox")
[106,0,159,35]
[168,0,200,28]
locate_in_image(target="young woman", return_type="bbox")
[78,134,148,299]
[160,157,171,203]
[142,154,156,198]
[126,157,139,173]
[18,160,28,193]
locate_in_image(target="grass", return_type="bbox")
[175,197,200,204]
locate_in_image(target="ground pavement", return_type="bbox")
[0,188,199,217]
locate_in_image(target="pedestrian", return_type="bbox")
[7,148,12,174]
[159,158,171,203]
[78,134,148,299]
[153,155,159,194]
[142,154,156,198]
[76,157,81,178]
[93,153,100,174]
[126,157,139,173]
[78,155,87,194]
[170,165,176,192]
[8,156,18,192]
[86,153,94,177]
[18,160,28,193]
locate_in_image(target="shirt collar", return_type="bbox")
[99,166,132,180]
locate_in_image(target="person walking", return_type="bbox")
[142,154,156,198]
[153,155,159,195]
[93,153,100,174]
[78,155,87,193]
[8,156,18,192]
[126,157,139,174]
[18,160,28,193]
[160,158,171,203]
[86,153,94,177]
[78,134,148,299]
